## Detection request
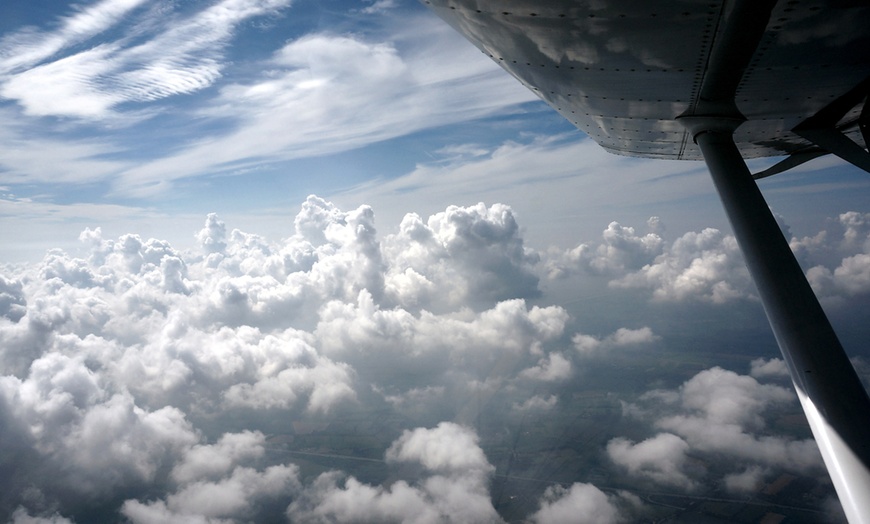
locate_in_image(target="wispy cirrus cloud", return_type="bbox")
[111,20,537,196]
[0,0,292,119]
[0,3,537,198]
[0,0,148,74]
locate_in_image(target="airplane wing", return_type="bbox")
[424,0,869,168]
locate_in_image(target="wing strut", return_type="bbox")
[681,115,870,524]
[792,78,870,173]
[752,150,828,180]
[754,79,870,179]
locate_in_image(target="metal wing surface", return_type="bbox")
[423,0,870,161]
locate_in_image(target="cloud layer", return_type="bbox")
[0,198,570,522]
[1,197,862,522]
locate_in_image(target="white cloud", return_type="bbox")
[0,117,130,185]
[674,367,795,428]
[786,211,870,300]
[0,0,148,74]
[222,353,356,413]
[512,394,558,413]
[0,197,577,521]
[2,45,124,118]
[315,293,567,390]
[519,352,572,382]
[547,220,664,279]
[382,202,541,311]
[1,0,292,119]
[807,253,870,299]
[612,228,752,303]
[123,464,301,523]
[340,137,713,259]
[385,422,493,474]
[287,423,502,523]
[359,0,398,15]
[572,326,657,356]
[529,483,633,524]
[9,508,75,524]
[0,274,26,321]
[111,22,536,196]
[0,198,567,423]
[749,357,789,379]
[614,366,824,490]
[606,433,696,489]
[0,352,200,500]
[543,217,756,304]
[723,466,767,493]
[0,196,855,521]
[0,2,536,198]
[170,430,267,484]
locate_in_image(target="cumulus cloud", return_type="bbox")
[723,465,767,493]
[607,433,696,489]
[287,423,502,523]
[786,212,870,301]
[519,352,572,382]
[121,424,501,523]
[118,429,298,523]
[546,219,663,279]
[9,508,75,524]
[512,394,558,413]
[1,197,855,522]
[385,422,493,474]
[791,211,870,260]
[529,483,631,524]
[123,464,301,524]
[612,366,824,491]
[314,293,567,394]
[545,211,870,306]
[612,227,752,303]
[807,254,870,300]
[0,352,200,506]
[0,197,584,522]
[382,202,541,311]
[572,326,657,356]
[0,274,26,321]
[546,219,754,303]
[749,357,789,379]
[170,430,268,484]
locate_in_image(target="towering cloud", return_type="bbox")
[0,198,565,521]
[383,202,541,311]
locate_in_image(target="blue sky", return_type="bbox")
[2,0,865,261]
[1,1,869,522]
[1,0,546,258]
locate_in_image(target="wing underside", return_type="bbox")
[424,0,870,161]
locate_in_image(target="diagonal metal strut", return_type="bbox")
[680,1,870,521]
[685,118,870,524]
